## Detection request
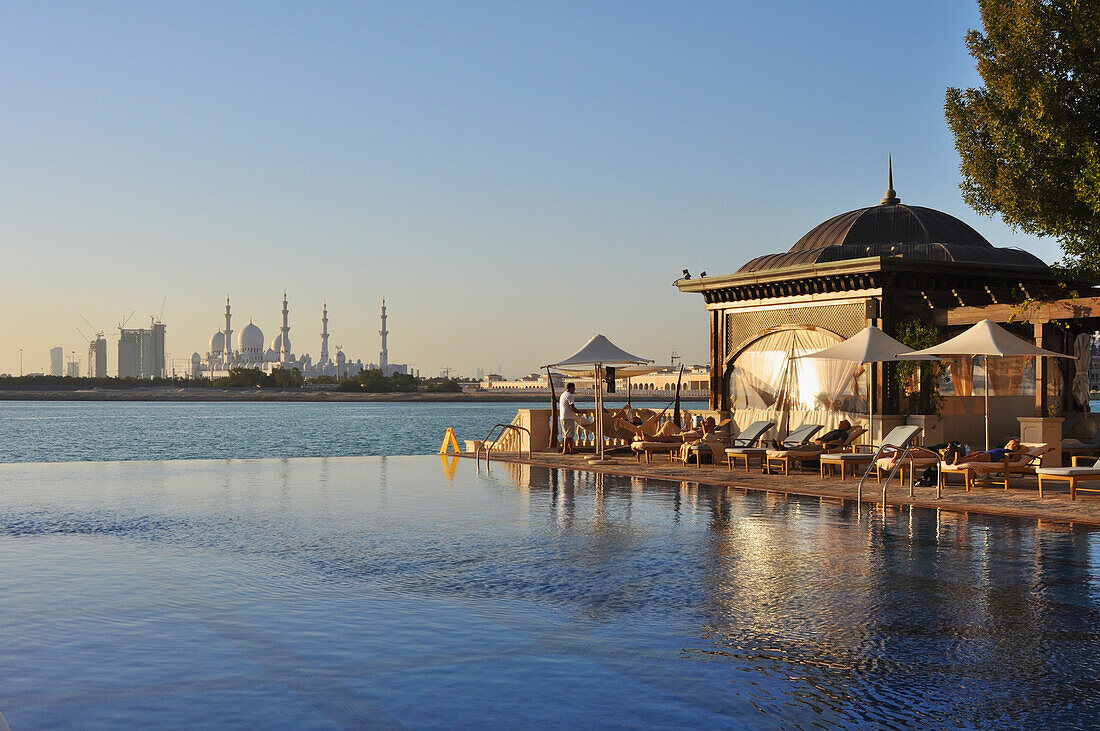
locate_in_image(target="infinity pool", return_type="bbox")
[2,456,1099,728]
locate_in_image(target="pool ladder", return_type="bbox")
[857,443,920,508]
[476,423,531,468]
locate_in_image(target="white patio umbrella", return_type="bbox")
[546,335,654,460]
[797,326,934,446]
[900,319,1072,449]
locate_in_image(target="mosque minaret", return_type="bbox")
[278,292,291,364]
[223,297,233,359]
[320,302,330,367]
[379,298,389,370]
[196,293,407,380]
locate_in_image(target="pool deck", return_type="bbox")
[463,450,1100,527]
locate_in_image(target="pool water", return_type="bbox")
[2,456,1099,728]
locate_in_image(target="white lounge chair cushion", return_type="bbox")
[1036,467,1100,477]
[726,447,768,455]
[875,456,939,472]
[632,441,679,451]
[820,453,874,462]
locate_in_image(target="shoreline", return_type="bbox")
[0,388,709,404]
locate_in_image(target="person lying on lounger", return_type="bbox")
[768,420,851,456]
[943,439,1024,465]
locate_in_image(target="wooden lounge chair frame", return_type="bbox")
[722,420,776,472]
[938,443,1050,492]
[758,424,824,475]
[767,425,866,477]
[1036,456,1100,499]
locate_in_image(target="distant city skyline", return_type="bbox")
[0,2,1065,377]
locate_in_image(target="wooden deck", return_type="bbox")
[460,450,1100,527]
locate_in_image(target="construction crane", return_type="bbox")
[119,311,135,330]
[80,316,104,340]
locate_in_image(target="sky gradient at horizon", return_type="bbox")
[0,1,1064,377]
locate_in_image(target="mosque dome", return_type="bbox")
[191,352,201,363]
[238,321,264,351]
[272,333,291,354]
[210,331,225,353]
[737,173,1049,274]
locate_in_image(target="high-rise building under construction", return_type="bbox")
[88,336,107,378]
[118,320,165,379]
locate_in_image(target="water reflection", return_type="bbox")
[497,464,1100,726]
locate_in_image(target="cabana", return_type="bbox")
[546,335,655,461]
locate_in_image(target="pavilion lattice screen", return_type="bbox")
[724,302,866,361]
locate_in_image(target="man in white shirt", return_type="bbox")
[559,382,580,454]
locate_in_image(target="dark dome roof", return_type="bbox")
[738,198,1048,273]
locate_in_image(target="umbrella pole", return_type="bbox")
[599,366,604,458]
[984,355,990,451]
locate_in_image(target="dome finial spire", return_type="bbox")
[880,154,900,205]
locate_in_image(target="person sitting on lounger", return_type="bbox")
[679,417,723,463]
[944,439,1024,465]
[769,420,850,455]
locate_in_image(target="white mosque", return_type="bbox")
[191,295,408,381]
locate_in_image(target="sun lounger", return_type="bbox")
[938,443,1050,491]
[727,422,818,472]
[722,420,775,471]
[756,423,824,475]
[1036,456,1100,499]
[872,448,940,482]
[767,425,865,476]
[679,419,736,466]
[855,424,925,500]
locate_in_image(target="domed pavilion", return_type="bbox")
[676,169,1085,447]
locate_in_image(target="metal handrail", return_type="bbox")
[856,442,920,505]
[476,423,531,467]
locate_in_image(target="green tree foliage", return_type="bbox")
[211,367,303,388]
[892,316,945,415]
[0,375,211,390]
[945,0,1100,276]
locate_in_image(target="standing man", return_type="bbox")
[559,382,580,454]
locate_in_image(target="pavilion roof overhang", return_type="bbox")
[675,256,1072,308]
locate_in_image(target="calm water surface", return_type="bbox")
[1,456,1099,728]
[0,400,682,463]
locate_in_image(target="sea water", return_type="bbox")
[0,400,680,463]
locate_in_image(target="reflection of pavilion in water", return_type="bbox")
[676,171,1079,446]
[486,458,1100,722]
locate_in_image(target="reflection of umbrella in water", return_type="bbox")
[900,319,1072,450]
[797,326,934,446]
[546,335,654,461]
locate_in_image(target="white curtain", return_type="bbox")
[728,328,864,432]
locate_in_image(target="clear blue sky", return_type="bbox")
[0,1,1062,377]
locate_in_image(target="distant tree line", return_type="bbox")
[0,375,211,391]
[337,369,462,393]
[0,369,463,393]
[211,367,304,388]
